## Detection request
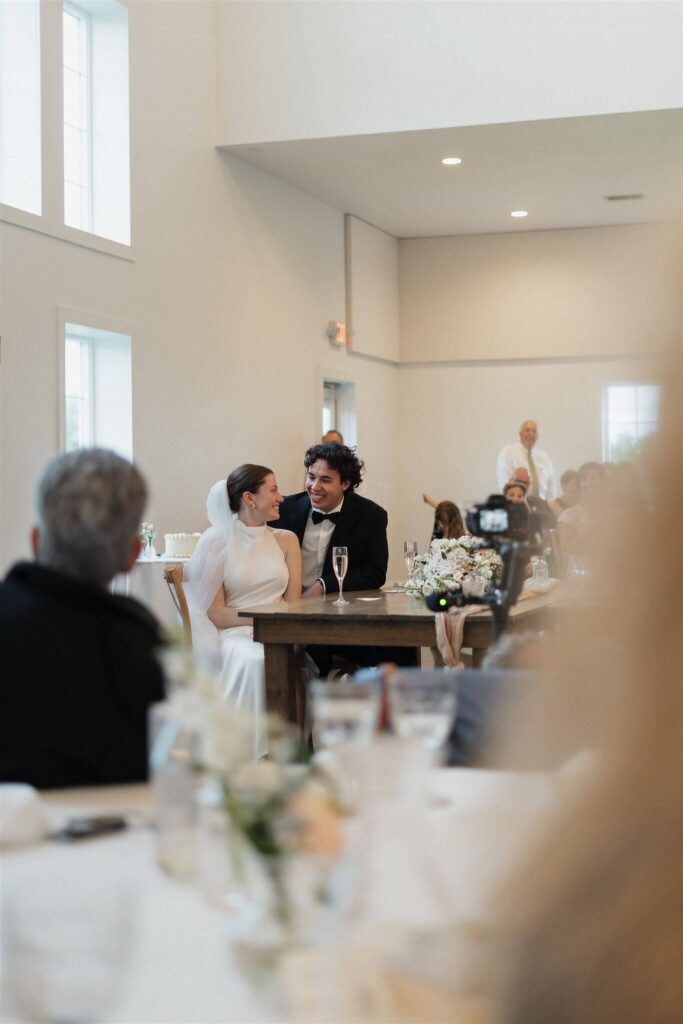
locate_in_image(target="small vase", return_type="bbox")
[143,539,156,558]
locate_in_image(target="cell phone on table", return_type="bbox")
[52,815,128,842]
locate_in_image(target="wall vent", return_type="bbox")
[603,193,644,202]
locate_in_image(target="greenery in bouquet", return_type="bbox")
[140,521,156,546]
[398,535,503,599]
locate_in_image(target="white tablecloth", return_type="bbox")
[1,770,556,1023]
[111,556,187,629]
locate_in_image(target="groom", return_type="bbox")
[276,443,414,675]
[277,443,388,598]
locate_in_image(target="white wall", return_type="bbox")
[346,216,399,362]
[215,1,682,146]
[399,223,682,362]
[0,0,401,580]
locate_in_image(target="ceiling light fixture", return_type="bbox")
[441,157,462,165]
[511,210,528,218]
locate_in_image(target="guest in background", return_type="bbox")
[510,466,557,531]
[558,460,605,556]
[549,468,579,518]
[422,493,466,541]
[497,419,558,500]
[0,449,165,789]
[503,479,529,506]
[321,429,343,445]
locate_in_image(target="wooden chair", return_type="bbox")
[163,566,193,647]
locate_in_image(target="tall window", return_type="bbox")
[64,323,133,459]
[0,0,41,214]
[603,384,661,462]
[63,3,92,232]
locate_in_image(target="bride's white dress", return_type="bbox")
[185,483,289,759]
[217,520,288,753]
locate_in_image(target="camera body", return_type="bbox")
[466,493,529,542]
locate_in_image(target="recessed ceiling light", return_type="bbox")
[441,157,462,166]
[511,210,528,218]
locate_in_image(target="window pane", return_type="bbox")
[62,10,80,70]
[607,385,637,424]
[608,424,637,461]
[63,67,81,128]
[64,124,82,184]
[64,181,82,228]
[0,0,41,213]
[636,386,661,422]
[65,338,83,396]
[65,396,81,450]
[635,421,658,442]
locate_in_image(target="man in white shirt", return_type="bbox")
[497,420,558,500]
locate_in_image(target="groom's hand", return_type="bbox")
[302,580,324,598]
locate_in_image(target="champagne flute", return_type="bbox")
[333,545,349,606]
[404,540,418,580]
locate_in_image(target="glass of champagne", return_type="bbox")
[404,540,418,581]
[333,545,348,605]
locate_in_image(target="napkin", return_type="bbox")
[0,784,50,847]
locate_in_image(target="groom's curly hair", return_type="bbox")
[304,444,364,491]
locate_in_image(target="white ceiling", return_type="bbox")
[221,109,682,239]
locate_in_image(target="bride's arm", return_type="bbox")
[278,531,302,602]
[206,586,252,629]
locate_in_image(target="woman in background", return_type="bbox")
[422,493,466,541]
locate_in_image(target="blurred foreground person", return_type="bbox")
[492,406,683,1023]
[0,449,164,788]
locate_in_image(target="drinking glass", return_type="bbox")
[333,545,348,606]
[403,540,418,580]
[389,669,457,751]
[311,677,380,751]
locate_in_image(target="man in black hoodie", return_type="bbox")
[0,449,164,789]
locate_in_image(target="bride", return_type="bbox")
[185,465,301,756]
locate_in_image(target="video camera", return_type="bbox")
[425,493,542,641]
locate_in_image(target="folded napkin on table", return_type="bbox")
[0,784,50,848]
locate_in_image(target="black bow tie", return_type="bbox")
[311,510,341,526]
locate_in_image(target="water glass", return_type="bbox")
[311,677,380,751]
[389,669,457,751]
[403,540,418,580]
[332,545,349,606]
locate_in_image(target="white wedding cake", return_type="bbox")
[164,532,201,558]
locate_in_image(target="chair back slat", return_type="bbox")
[163,566,193,647]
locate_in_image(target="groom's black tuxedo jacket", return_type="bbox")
[276,490,388,594]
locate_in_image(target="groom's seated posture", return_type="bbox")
[0,449,165,789]
[277,443,413,674]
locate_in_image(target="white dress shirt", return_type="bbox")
[496,442,558,500]
[301,499,344,588]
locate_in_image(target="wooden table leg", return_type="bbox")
[263,643,298,723]
[472,646,487,668]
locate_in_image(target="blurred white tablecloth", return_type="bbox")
[1,770,556,1023]
[111,556,187,630]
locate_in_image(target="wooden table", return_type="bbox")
[239,588,562,722]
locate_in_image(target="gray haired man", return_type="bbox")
[0,449,165,788]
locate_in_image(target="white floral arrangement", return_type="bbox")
[399,535,503,599]
[140,521,156,545]
[160,652,346,929]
